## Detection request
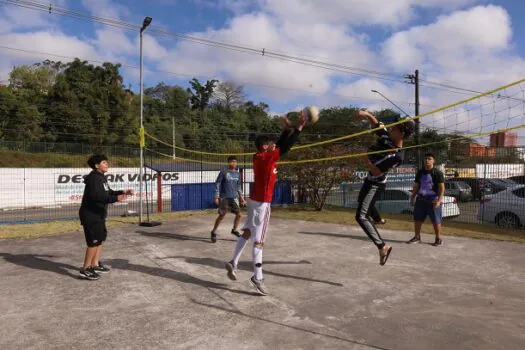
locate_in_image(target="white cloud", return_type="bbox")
[158,11,376,102]
[255,0,480,27]
[80,0,130,19]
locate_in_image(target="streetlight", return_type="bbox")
[370,89,410,117]
[139,16,152,225]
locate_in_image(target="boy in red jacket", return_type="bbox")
[225,113,307,295]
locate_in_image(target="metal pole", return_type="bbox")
[415,69,421,167]
[172,115,176,159]
[139,28,144,223]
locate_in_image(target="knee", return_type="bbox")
[242,229,251,239]
[217,214,225,219]
[254,241,264,249]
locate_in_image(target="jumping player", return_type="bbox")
[355,109,414,265]
[79,155,133,280]
[210,155,246,243]
[224,113,307,295]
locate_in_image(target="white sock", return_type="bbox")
[232,237,248,266]
[253,245,263,280]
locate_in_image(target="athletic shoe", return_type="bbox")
[406,236,421,244]
[432,238,443,247]
[79,267,100,280]
[225,261,237,281]
[250,275,268,296]
[231,229,241,238]
[93,262,110,274]
[211,231,217,243]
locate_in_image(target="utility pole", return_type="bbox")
[405,69,421,167]
[172,115,176,159]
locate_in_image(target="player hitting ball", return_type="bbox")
[355,109,414,265]
[225,106,318,295]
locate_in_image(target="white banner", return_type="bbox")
[475,164,525,179]
[0,168,254,209]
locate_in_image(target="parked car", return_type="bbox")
[450,177,491,200]
[344,188,460,219]
[478,185,525,228]
[444,180,473,202]
[508,175,525,184]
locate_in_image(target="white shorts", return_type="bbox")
[242,199,271,244]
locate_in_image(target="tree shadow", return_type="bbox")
[0,253,78,278]
[298,231,407,244]
[161,256,343,287]
[105,258,257,296]
[190,298,389,350]
[137,230,236,243]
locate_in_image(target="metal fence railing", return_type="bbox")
[1,141,524,230]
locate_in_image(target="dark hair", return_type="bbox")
[87,154,108,169]
[424,152,436,159]
[255,135,272,150]
[227,155,237,162]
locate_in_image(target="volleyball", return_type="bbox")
[303,105,320,124]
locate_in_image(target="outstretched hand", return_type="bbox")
[296,110,308,130]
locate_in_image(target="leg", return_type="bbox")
[368,205,385,224]
[80,224,101,280]
[355,182,386,249]
[408,199,425,244]
[230,199,242,237]
[355,182,391,265]
[431,204,443,246]
[250,203,271,295]
[225,200,255,280]
[91,244,102,267]
[233,213,242,231]
[211,200,227,243]
[83,246,97,269]
[212,214,225,232]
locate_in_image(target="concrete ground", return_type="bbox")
[0,215,524,350]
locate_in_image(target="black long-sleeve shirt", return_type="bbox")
[79,170,123,223]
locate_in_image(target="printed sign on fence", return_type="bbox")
[475,164,525,179]
[0,168,254,209]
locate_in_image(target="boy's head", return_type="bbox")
[87,154,109,173]
[388,118,415,142]
[255,135,275,152]
[423,152,436,169]
[227,155,237,169]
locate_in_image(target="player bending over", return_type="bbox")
[355,109,414,265]
[224,113,307,295]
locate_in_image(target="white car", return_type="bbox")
[478,185,525,228]
[344,187,461,218]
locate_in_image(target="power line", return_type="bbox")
[1,0,410,83]
[0,44,435,107]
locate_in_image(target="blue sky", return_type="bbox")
[1,0,524,139]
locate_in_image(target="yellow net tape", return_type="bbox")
[143,77,525,156]
[145,124,525,166]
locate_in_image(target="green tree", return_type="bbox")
[187,78,217,111]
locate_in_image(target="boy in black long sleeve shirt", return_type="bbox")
[79,155,133,280]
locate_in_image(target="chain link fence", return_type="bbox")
[1,141,524,230]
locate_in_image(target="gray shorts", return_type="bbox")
[218,198,240,215]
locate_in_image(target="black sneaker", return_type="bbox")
[93,262,110,274]
[79,267,100,280]
[231,229,241,238]
[432,238,443,247]
[211,231,217,243]
[406,236,421,244]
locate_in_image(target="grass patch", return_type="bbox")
[0,210,216,240]
[271,205,525,243]
[0,149,140,168]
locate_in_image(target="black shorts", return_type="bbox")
[218,198,240,215]
[82,221,107,247]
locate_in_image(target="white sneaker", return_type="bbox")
[249,276,268,296]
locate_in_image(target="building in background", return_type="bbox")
[490,131,518,147]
